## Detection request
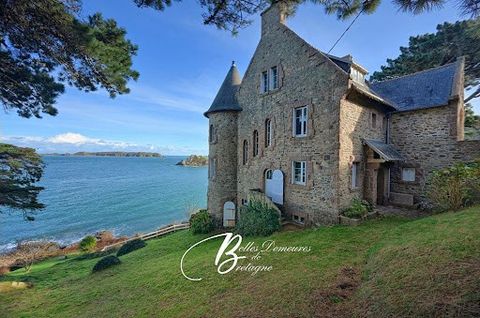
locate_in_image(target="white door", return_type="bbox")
[223,201,236,227]
[265,169,284,205]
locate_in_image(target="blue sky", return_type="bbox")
[1,0,477,155]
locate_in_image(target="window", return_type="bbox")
[270,66,278,90]
[293,214,305,224]
[292,161,306,185]
[294,106,308,137]
[242,140,248,165]
[351,162,360,188]
[209,124,214,143]
[209,158,216,179]
[261,71,269,93]
[241,198,248,206]
[265,119,272,147]
[371,113,377,129]
[253,130,259,157]
[265,169,273,180]
[402,168,415,182]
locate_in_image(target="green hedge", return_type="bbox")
[92,255,121,273]
[117,239,146,257]
[342,198,373,219]
[190,209,214,234]
[236,199,280,237]
[79,235,97,252]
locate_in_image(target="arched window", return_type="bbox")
[265,119,272,147]
[209,124,214,143]
[253,130,259,157]
[243,140,248,165]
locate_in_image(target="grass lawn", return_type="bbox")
[1,206,479,317]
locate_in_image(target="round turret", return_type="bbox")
[205,62,242,226]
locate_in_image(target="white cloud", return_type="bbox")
[1,133,207,156]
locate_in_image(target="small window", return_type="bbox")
[253,130,259,157]
[292,161,306,185]
[402,168,415,182]
[242,140,248,165]
[351,162,360,188]
[209,158,216,179]
[209,124,215,143]
[261,71,269,93]
[265,119,272,147]
[371,113,377,129]
[241,198,248,206]
[294,106,308,137]
[270,66,278,90]
[265,169,273,180]
[293,215,305,224]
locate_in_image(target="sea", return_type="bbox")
[0,156,208,252]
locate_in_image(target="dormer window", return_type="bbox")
[261,71,269,93]
[350,66,366,84]
[270,66,278,90]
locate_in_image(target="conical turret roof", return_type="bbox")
[204,62,242,118]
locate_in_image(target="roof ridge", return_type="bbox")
[370,61,457,84]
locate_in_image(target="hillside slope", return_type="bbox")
[1,207,479,317]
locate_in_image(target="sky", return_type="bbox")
[1,0,477,155]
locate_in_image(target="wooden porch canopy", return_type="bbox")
[363,139,404,163]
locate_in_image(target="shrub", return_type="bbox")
[190,209,214,234]
[236,199,280,237]
[427,161,480,211]
[342,198,372,219]
[92,255,121,273]
[79,235,97,252]
[116,239,146,257]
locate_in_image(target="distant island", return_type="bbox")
[43,152,162,158]
[176,155,208,166]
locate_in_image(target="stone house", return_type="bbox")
[204,3,480,226]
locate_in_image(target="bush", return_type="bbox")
[79,235,97,252]
[236,199,280,237]
[92,255,121,273]
[190,209,214,234]
[342,198,373,219]
[116,239,146,257]
[427,160,480,211]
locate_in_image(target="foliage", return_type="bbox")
[342,198,373,219]
[0,0,139,118]
[12,241,59,272]
[189,209,214,234]
[371,19,480,104]
[92,255,121,273]
[236,199,280,236]
[465,103,480,128]
[79,236,97,253]
[427,160,480,211]
[116,239,147,257]
[0,143,44,220]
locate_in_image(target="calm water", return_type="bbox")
[0,156,207,251]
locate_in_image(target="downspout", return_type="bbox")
[385,113,391,144]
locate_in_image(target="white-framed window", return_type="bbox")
[209,158,216,179]
[292,161,306,185]
[351,162,360,188]
[242,140,248,165]
[241,198,248,206]
[293,214,305,224]
[253,130,259,157]
[261,71,269,93]
[402,168,415,182]
[265,119,272,147]
[294,106,308,137]
[270,66,278,90]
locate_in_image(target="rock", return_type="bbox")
[176,155,208,167]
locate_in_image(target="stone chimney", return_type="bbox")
[261,2,287,36]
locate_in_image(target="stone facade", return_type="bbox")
[205,3,480,226]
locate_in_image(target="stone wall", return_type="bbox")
[389,99,480,205]
[235,5,349,225]
[207,111,238,223]
[337,92,388,210]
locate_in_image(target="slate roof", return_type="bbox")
[363,139,404,161]
[204,62,242,117]
[368,62,459,112]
